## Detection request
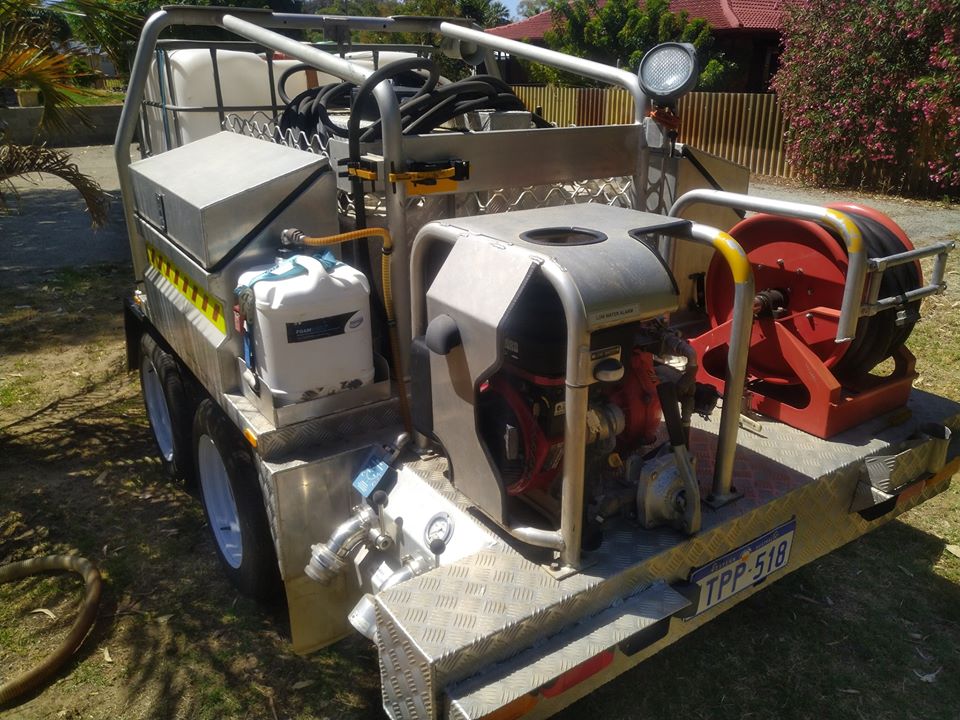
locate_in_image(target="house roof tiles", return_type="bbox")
[487,0,781,40]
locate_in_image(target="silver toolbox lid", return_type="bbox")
[129,132,331,269]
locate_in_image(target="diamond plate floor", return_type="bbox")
[374,390,960,719]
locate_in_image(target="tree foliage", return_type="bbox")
[538,0,733,88]
[457,0,510,27]
[517,0,548,18]
[773,0,960,195]
[0,142,109,226]
[0,1,124,224]
[0,0,138,128]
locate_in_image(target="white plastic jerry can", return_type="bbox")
[237,253,375,403]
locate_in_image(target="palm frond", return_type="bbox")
[0,142,110,227]
[0,25,93,131]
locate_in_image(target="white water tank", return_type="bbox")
[144,49,435,152]
[237,254,374,404]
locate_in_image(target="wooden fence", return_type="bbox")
[510,85,795,178]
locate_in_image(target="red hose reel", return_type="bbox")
[691,204,922,438]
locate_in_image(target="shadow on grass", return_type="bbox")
[0,377,385,720]
[0,262,131,357]
[3,330,958,719]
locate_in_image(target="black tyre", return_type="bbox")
[193,399,281,602]
[139,333,195,485]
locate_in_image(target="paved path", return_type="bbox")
[1,144,957,285]
[0,145,133,283]
[748,179,960,248]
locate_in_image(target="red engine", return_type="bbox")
[478,346,663,498]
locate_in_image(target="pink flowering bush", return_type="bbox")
[773,0,960,196]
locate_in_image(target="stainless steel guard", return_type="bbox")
[668,189,867,342]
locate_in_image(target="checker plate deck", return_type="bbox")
[374,390,960,719]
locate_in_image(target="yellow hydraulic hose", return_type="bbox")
[0,555,102,706]
[293,228,413,433]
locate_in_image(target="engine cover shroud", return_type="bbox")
[415,204,685,527]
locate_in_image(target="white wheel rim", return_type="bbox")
[198,434,243,569]
[141,354,175,462]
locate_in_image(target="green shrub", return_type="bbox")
[773,0,960,196]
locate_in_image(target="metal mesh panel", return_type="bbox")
[339,189,387,221]
[463,176,635,215]
[223,112,330,156]
[400,177,637,246]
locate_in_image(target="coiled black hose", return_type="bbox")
[277,60,550,150]
[0,555,102,706]
[347,57,438,232]
[832,211,921,380]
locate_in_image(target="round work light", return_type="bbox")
[638,42,700,105]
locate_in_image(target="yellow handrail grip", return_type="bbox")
[824,208,863,254]
[711,231,752,285]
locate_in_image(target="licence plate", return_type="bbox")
[689,518,796,616]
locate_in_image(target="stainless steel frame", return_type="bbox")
[140,39,436,153]
[115,7,655,291]
[664,222,754,503]
[115,12,960,720]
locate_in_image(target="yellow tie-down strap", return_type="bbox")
[388,166,459,195]
[146,244,227,335]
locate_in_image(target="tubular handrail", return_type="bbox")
[437,22,649,122]
[668,189,866,343]
[662,223,754,502]
[115,7,651,290]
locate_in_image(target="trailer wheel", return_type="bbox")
[193,399,280,602]
[139,334,194,485]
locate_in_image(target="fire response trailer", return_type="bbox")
[116,7,959,718]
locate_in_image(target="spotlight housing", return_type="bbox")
[638,42,700,106]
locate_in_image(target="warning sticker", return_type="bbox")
[146,244,227,334]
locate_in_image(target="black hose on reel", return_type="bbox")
[832,209,921,381]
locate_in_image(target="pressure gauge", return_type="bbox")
[424,512,454,547]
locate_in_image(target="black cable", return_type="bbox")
[277,63,308,105]
[405,92,530,136]
[360,75,550,141]
[399,81,501,135]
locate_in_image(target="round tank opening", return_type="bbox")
[520,226,607,246]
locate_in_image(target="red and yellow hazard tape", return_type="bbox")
[146,244,227,334]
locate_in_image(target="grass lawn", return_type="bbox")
[60,87,126,106]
